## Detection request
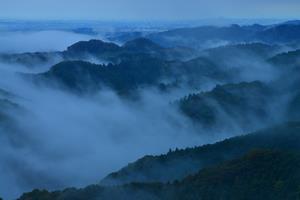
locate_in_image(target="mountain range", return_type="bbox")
[1,20,300,200]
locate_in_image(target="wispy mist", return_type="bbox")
[0,31,98,53]
[0,63,208,199]
[0,25,298,200]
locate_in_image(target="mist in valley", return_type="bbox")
[0,31,101,53]
[0,21,300,200]
[0,35,206,199]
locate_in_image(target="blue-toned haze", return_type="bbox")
[0,0,299,20]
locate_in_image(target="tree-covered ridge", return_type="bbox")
[65,37,198,62]
[37,55,170,94]
[268,48,300,92]
[0,35,284,72]
[101,121,300,185]
[35,55,300,131]
[65,39,122,61]
[178,81,274,129]
[18,149,300,200]
[0,37,198,71]
[269,49,300,69]
[123,38,163,52]
[202,43,280,61]
[173,149,300,200]
[257,23,300,43]
[1,20,300,70]
[148,24,259,48]
[148,23,300,48]
[32,40,283,95]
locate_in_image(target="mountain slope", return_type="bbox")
[269,49,300,69]
[148,22,300,49]
[18,149,300,200]
[173,149,300,200]
[101,121,300,185]
[65,39,122,59]
[148,24,256,48]
[178,81,274,130]
[257,24,300,43]
[202,43,280,62]
[37,56,169,94]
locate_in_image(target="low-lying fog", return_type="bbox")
[0,32,211,199]
[0,68,206,199]
[0,31,100,53]
[0,31,290,200]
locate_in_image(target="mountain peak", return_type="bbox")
[66,39,121,55]
[123,38,163,52]
[281,20,300,25]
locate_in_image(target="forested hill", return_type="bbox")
[148,22,300,48]
[101,121,300,185]
[18,149,300,200]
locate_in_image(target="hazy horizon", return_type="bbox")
[1,0,300,21]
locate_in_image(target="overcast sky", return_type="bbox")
[1,0,300,21]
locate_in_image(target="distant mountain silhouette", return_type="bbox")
[148,22,300,48]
